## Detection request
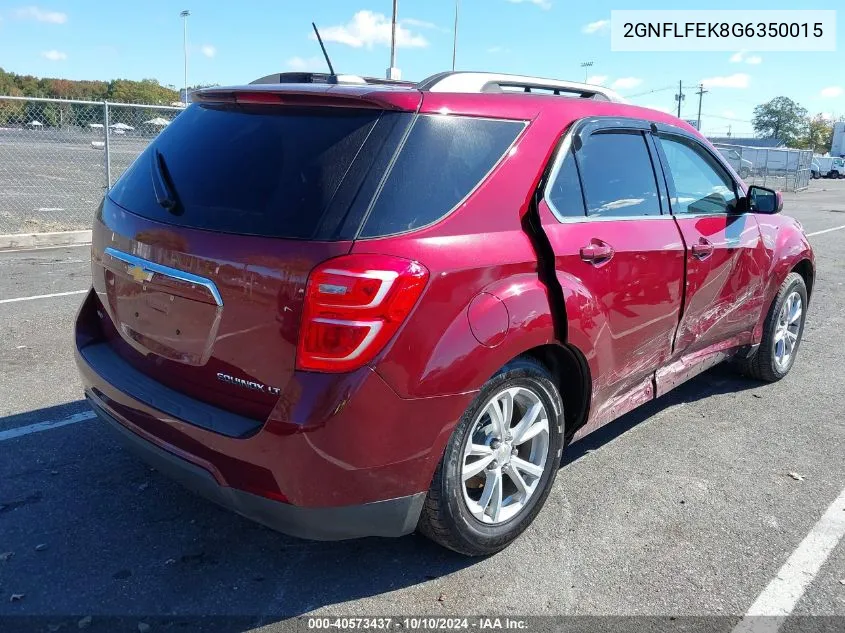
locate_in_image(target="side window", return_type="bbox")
[361,115,524,237]
[657,136,738,215]
[577,131,662,218]
[546,151,586,217]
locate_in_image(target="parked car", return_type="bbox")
[811,159,821,179]
[75,71,814,556]
[717,147,753,178]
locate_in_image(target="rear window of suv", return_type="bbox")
[108,104,404,240]
[109,105,523,240]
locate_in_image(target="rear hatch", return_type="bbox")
[91,86,420,421]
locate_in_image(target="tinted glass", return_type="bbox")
[546,151,586,217]
[658,136,737,214]
[361,115,524,237]
[577,132,661,217]
[108,104,392,239]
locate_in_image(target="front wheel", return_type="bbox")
[417,358,564,556]
[739,273,807,382]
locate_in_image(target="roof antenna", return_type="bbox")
[312,22,336,76]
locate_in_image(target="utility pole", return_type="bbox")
[387,0,399,79]
[695,83,709,131]
[452,0,459,71]
[675,80,685,118]
[180,10,190,105]
[580,61,594,83]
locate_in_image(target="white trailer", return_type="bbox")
[832,121,845,158]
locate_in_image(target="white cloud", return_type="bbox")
[506,0,552,9]
[611,77,642,90]
[582,19,609,34]
[41,49,66,61]
[729,51,762,65]
[820,86,843,98]
[701,73,750,89]
[15,6,67,24]
[401,18,437,29]
[318,10,428,49]
[200,44,216,58]
[722,109,736,118]
[586,75,608,86]
[286,56,328,71]
[819,112,833,120]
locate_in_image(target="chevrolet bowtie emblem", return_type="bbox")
[126,264,154,283]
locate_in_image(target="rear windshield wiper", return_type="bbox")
[150,149,183,215]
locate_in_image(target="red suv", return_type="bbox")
[75,71,814,556]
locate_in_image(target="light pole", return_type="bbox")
[180,10,190,104]
[580,61,594,83]
[452,0,459,71]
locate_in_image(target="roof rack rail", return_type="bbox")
[416,71,626,103]
[249,72,415,87]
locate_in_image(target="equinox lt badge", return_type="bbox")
[216,372,281,395]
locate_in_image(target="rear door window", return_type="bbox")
[360,115,524,238]
[577,131,662,218]
[546,151,586,218]
[108,104,406,239]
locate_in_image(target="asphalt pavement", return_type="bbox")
[1,181,844,632]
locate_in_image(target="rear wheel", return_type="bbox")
[739,273,807,382]
[417,358,564,556]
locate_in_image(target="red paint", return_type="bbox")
[75,82,814,522]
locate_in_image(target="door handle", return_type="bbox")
[691,238,714,260]
[580,241,615,265]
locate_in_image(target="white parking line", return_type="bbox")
[807,224,845,237]
[732,485,845,633]
[0,410,96,442]
[0,289,87,305]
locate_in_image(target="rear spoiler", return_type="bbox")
[192,84,422,112]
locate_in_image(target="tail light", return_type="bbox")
[296,254,429,372]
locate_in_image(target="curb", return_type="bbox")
[0,230,92,251]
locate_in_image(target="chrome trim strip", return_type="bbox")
[104,247,223,307]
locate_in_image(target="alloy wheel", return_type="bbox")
[773,291,803,371]
[461,386,550,524]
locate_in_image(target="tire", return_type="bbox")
[738,273,807,382]
[417,357,564,556]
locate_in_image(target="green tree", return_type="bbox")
[799,115,834,154]
[752,97,808,146]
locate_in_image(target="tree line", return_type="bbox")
[0,67,181,128]
[752,96,843,154]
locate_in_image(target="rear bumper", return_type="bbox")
[87,393,424,540]
[74,289,474,540]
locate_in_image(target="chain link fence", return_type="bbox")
[712,143,813,193]
[0,96,183,234]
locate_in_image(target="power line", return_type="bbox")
[701,113,753,123]
[625,85,674,99]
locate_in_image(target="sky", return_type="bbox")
[0,0,842,136]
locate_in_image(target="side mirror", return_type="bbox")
[747,185,783,214]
